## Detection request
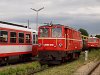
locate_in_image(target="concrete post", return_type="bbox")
[85,50,88,61]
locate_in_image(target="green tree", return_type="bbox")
[95,35,100,38]
[78,28,89,36]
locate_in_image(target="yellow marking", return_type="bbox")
[38,37,82,41]
[65,34,66,49]
[81,35,88,40]
[38,37,66,39]
[66,38,82,41]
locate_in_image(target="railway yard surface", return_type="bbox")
[74,61,100,75]
[0,49,100,75]
[91,63,100,75]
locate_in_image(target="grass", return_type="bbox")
[35,49,100,75]
[0,49,100,75]
[0,61,41,75]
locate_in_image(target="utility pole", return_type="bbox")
[28,20,30,28]
[31,7,44,30]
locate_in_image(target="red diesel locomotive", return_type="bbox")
[87,37,100,49]
[38,24,83,64]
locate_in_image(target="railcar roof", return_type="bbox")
[0,21,27,28]
[0,23,37,33]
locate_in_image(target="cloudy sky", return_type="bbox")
[0,0,100,35]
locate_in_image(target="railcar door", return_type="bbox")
[32,33,38,56]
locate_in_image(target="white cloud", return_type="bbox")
[0,0,100,35]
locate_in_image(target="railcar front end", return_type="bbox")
[0,23,37,64]
[87,37,100,49]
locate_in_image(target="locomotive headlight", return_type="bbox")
[91,45,94,46]
[59,43,62,47]
[38,44,42,47]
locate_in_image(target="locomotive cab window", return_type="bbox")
[52,27,62,37]
[0,31,8,43]
[88,38,92,42]
[10,32,16,43]
[40,28,49,37]
[19,33,24,43]
[88,38,97,42]
[26,34,30,43]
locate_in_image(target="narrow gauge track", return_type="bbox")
[0,51,99,75]
[88,61,100,75]
[0,57,76,75]
[0,60,32,68]
[32,59,78,75]
[0,57,48,75]
[0,57,37,68]
[0,51,89,74]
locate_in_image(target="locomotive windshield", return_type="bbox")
[88,38,97,42]
[40,28,49,37]
[52,27,62,37]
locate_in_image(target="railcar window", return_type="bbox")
[26,34,30,43]
[33,34,38,44]
[52,28,62,37]
[33,34,35,44]
[40,28,49,37]
[88,38,92,42]
[19,33,24,43]
[84,37,86,39]
[93,38,97,42]
[10,32,16,43]
[0,31,8,43]
[36,35,38,44]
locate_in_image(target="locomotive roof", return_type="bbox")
[0,23,37,33]
[40,24,79,32]
[88,37,98,38]
[40,24,63,27]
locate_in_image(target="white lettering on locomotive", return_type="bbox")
[44,44,54,46]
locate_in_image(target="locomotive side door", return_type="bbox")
[65,28,69,50]
[65,28,74,50]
